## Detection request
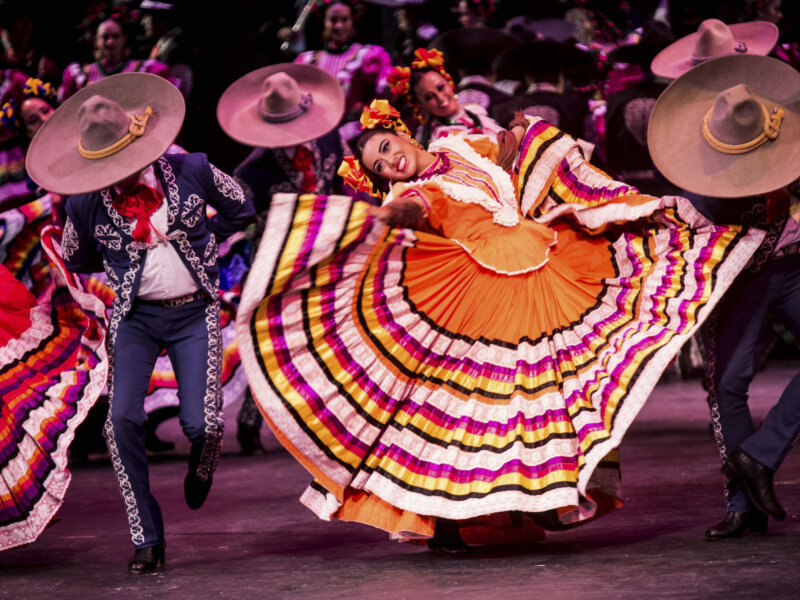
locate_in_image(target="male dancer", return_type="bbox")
[25,72,254,572]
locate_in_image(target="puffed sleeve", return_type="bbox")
[58,63,84,104]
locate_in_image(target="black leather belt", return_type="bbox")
[137,290,208,307]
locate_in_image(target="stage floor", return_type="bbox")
[2,362,799,599]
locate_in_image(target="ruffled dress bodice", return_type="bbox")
[394,136,558,275]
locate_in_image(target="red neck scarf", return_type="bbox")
[291,145,317,194]
[112,183,165,242]
[764,188,790,224]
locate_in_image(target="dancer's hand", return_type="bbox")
[367,197,425,229]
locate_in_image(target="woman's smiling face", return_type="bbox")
[414,70,459,119]
[361,131,419,181]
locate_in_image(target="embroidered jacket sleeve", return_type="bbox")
[62,195,104,273]
[201,156,255,238]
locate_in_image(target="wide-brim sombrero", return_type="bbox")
[26,72,185,195]
[648,54,800,198]
[650,20,779,79]
[217,63,345,149]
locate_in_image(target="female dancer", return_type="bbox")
[388,48,504,147]
[235,100,763,552]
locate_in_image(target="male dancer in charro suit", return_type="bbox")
[25,72,254,572]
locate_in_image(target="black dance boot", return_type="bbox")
[128,542,166,574]
[723,449,786,520]
[705,510,768,540]
[427,518,471,556]
[184,443,213,510]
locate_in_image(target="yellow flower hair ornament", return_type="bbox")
[338,156,382,199]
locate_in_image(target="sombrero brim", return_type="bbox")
[650,21,779,79]
[216,63,345,148]
[648,54,800,198]
[26,72,185,195]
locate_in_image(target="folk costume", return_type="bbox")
[25,72,254,571]
[235,100,763,545]
[648,54,800,537]
[0,245,108,551]
[422,103,504,148]
[294,42,391,120]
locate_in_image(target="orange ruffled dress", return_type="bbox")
[236,118,764,543]
[1,229,108,551]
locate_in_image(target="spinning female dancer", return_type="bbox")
[235,100,763,553]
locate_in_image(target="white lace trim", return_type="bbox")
[428,134,519,227]
[0,304,53,365]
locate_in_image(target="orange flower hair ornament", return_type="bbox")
[359,99,417,140]
[338,99,420,198]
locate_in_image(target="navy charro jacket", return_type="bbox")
[62,152,255,318]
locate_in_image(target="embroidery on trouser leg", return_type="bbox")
[702,308,732,507]
[195,300,224,482]
[103,312,145,546]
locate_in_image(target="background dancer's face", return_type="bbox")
[324,4,355,47]
[95,20,127,64]
[20,97,54,138]
[361,131,421,182]
[414,71,459,119]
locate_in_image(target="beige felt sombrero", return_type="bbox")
[217,63,344,148]
[26,72,185,195]
[648,54,800,198]
[650,18,779,79]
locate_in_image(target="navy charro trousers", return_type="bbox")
[104,296,224,548]
[705,254,800,513]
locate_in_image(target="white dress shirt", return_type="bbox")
[116,165,200,300]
